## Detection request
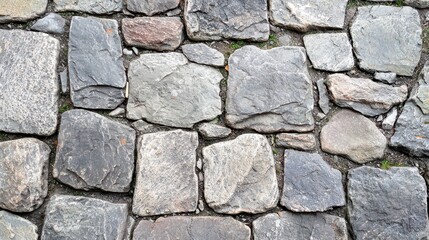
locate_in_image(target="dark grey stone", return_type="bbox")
[54,0,123,14]
[127,0,180,15]
[54,109,136,192]
[31,13,66,34]
[0,211,38,240]
[182,43,225,67]
[0,0,47,23]
[317,79,330,114]
[69,16,126,110]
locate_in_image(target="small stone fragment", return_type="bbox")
[198,200,204,211]
[108,107,125,117]
[123,48,133,56]
[0,0,47,23]
[317,79,330,114]
[382,107,397,130]
[133,130,198,216]
[131,120,158,133]
[203,134,279,214]
[197,123,232,139]
[0,138,50,212]
[41,195,129,240]
[374,72,397,84]
[127,0,180,15]
[31,13,66,34]
[0,211,38,240]
[122,17,183,51]
[166,8,181,16]
[348,166,428,239]
[132,47,139,55]
[321,109,387,163]
[275,133,316,151]
[182,43,225,67]
[54,0,122,14]
[59,69,69,94]
[124,217,135,240]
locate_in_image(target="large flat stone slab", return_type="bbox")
[54,109,136,192]
[0,0,47,23]
[350,6,422,76]
[184,0,269,41]
[127,0,180,15]
[69,16,126,110]
[0,30,59,136]
[54,0,122,14]
[41,195,129,240]
[127,52,222,128]
[0,211,38,240]
[133,130,198,216]
[226,46,314,133]
[203,134,279,214]
[348,167,428,239]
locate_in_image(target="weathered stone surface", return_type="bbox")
[54,109,136,192]
[350,6,422,76]
[54,0,122,14]
[184,0,269,41]
[226,46,314,133]
[133,216,251,240]
[122,17,183,51]
[321,110,387,163]
[31,13,66,34]
[108,107,125,117]
[382,107,397,130]
[281,150,345,212]
[326,74,408,116]
[0,30,59,136]
[41,195,129,240]
[374,72,397,84]
[0,0,47,23]
[133,130,198,216]
[275,133,316,151]
[203,134,279,214]
[59,69,69,94]
[317,79,331,114]
[348,167,428,239]
[0,138,50,212]
[405,0,429,8]
[127,0,180,15]
[270,0,348,32]
[127,53,222,128]
[253,211,348,240]
[0,211,38,240]
[182,43,225,67]
[69,16,126,109]
[197,123,231,139]
[304,33,354,72]
[131,120,158,133]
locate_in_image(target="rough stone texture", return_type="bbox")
[253,211,348,240]
[59,69,69,94]
[321,110,387,163]
[0,30,59,136]
[122,17,184,51]
[405,0,429,8]
[326,74,408,116]
[31,13,66,34]
[412,65,429,115]
[184,0,269,41]
[131,120,158,133]
[303,33,354,72]
[133,216,251,240]
[41,195,129,240]
[226,46,314,133]
[0,0,47,23]
[197,123,231,139]
[281,150,345,212]
[0,138,50,212]
[69,16,126,109]
[382,107,397,130]
[269,0,348,32]
[348,167,428,240]
[54,109,136,192]
[54,0,122,14]
[203,134,279,214]
[127,0,180,15]
[317,79,331,114]
[275,133,316,151]
[0,211,38,240]
[182,43,225,67]
[374,72,397,84]
[127,53,222,128]
[350,6,422,76]
[133,130,198,216]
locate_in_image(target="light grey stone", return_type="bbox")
[270,0,348,32]
[133,130,198,216]
[54,109,136,192]
[0,0,47,23]
[0,211,38,240]
[405,0,429,8]
[317,79,330,114]
[348,166,428,240]
[184,0,269,41]
[203,134,279,214]
[0,138,50,212]
[31,13,66,34]
[326,74,408,116]
[412,63,429,115]
[132,47,138,55]
[41,195,129,240]
[0,30,60,136]
[197,123,231,139]
[198,200,204,211]
[226,46,314,133]
[54,0,122,14]
[127,53,222,128]
[275,133,316,151]
[382,107,397,130]
[321,109,387,163]
[133,216,251,240]
[123,48,133,56]
[182,43,225,67]
[69,16,126,110]
[109,107,125,117]
[281,150,345,212]
[304,33,354,72]
[124,217,135,240]
[374,72,397,84]
[59,69,69,94]
[131,120,158,133]
[253,211,348,240]
[350,6,422,76]
[127,0,179,15]
[166,8,181,16]
[278,34,292,46]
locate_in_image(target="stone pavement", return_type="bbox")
[0,0,429,239]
